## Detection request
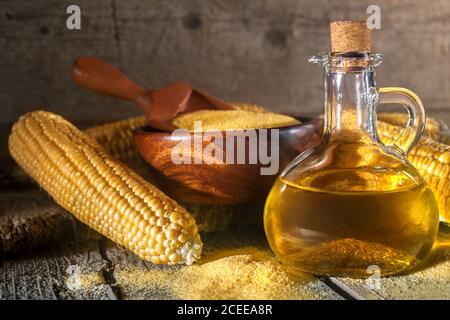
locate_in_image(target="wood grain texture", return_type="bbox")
[0,0,448,121]
[330,242,450,300]
[1,188,450,299]
[0,241,116,300]
[1,0,449,164]
[1,1,450,299]
[0,227,342,300]
[0,190,99,257]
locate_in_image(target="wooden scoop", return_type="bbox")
[71,56,233,131]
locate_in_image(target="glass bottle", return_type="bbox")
[264,52,440,277]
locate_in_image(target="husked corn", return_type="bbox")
[84,116,150,178]
[9,111,202,265]
[377,121,450,224]
[409,140,450,224]
[10,116,149,182]
[378,112,450,144]
[84,116,146,163]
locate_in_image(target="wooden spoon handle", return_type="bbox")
[71,56,146,102]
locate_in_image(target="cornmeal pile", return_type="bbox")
[172,110,300,131]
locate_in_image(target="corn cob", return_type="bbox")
[9,107,265,235]
[378,112,450,144]
[84,116,152,180]
[8,111,202,265]
[8,116,149,183]
[84,116,147,163]
[377,121,450,224]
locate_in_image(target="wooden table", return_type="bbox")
[1,110,450,300]
[1,185,450,300]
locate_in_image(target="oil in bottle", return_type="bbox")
[264,168,439,277]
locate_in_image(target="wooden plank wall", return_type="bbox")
[0,0,449,163]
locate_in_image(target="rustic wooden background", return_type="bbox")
[1,0,449,165]
[1,1,450,300]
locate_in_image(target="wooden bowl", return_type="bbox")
[133,117,322,205]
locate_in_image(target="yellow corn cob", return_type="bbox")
[409,141,450,225]
[84,116,146,163]
[377,121,450,224]
[9,116,149,182]
[84,116,151,179]
[378,112,450,144]
[8,111,202,265]
[9,115,235,234]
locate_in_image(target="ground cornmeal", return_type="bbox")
[113,249,327,299]
[81,228,339,300]
[172,110,300,131]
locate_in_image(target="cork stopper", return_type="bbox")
[330,21,371,52]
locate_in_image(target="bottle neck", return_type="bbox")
[323,68,377,141]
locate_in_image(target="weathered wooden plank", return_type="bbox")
[1,0,450,165]
[106,227,343,300]
[330,241,450,300]
[0,241,115,300]
[0,189,99,257]
[0,0,448,123]
[321,277,366,300]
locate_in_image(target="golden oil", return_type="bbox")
[264,168,439,277]
[264,38,442,277]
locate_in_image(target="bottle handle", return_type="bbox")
[377,87,426,154]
